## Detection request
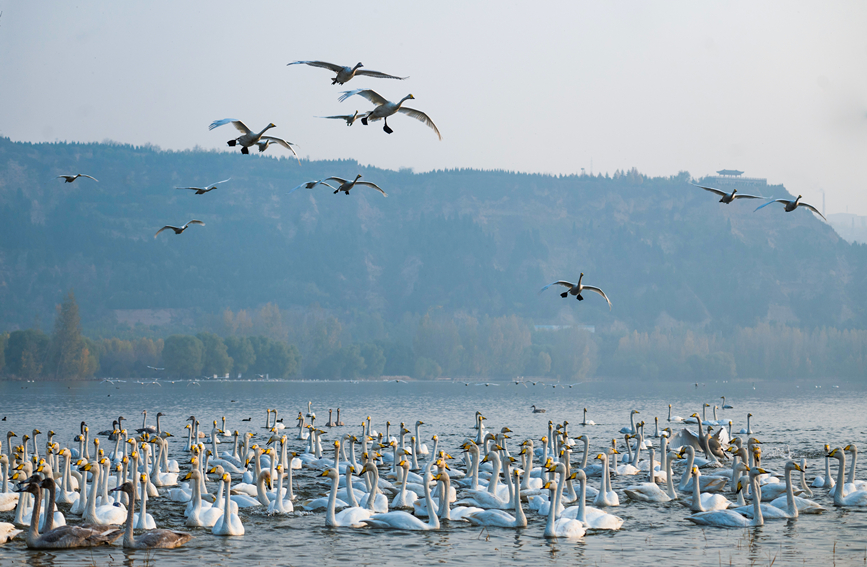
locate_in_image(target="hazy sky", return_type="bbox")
[2,2,866,214]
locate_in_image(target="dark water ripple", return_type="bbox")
[1,379,866,566]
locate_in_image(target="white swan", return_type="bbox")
[82,461,126,526]
[738,413,753,435]
[267,465,295,514]
[338,89,442,140]
[321,467,372,528]
[361,462,439,530]
[542,464,585,538]
[212,473,245,536]
[133,474,156,530]
[692,183,765,204]
[592,452,619,507]
[175,178,230,195]
[828,448,867,506]
[295,174,386,197]
[287,60,407,85]
[624,447,672,503]
[685,466,731,512]
[57,173,98,183]
[686,467,764,528]
[208,119,298,157]
[581,408,596,426]
[540,273,612,310]
[561,470,624,530]
[154,220,204,238]
[755,195,826,221]
[184,469,222,527]
[466,468,527,528]
[317,111,364,126]
[812,444,836,489]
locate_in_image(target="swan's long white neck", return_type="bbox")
[783,465,798,518]
[847,446,858,485]
[679,447,695,491]
[749,472,763,526]
[486,451,501,495]
[366,465,380,512]
[690,468,704,512]
[545,466,567,536]
[833,451,847,506]
[664,452,678,500]
[325,471,339,527]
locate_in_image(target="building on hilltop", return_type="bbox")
[701,169,767,188]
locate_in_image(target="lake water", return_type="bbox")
[1,379,866,566]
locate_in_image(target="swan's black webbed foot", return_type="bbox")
[344,191,350,196]
[333,190,339,195]
[241,146,249,154]
[383,123,393,134]
[361,116,369,126]
[560,292,568,298]
[227,140,237,147]
[577,294,584,301]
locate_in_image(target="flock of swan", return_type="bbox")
[1,398,864,554]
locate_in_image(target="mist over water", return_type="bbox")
[1,379,866,566]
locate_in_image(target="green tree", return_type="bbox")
[378,341,414,376]
[5,329,50,379]
[414,356,442,380]
[197,332,233,377]
[359,343,386,377]
[249,336,300,378]
[162,335,204,377]
[49,290,94,380]
[224,336,256,374]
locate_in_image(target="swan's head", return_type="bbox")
[268,123,276,129]
[542,481,554,490]
[788,461,803,472]
[690,413,699,418]
[222,473,231,483]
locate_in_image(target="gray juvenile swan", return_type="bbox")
[17,479,120,549]
[111,482,193,548]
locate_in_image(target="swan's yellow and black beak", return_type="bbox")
[319,470,330,477]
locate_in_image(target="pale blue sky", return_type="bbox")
[1,1,866,214]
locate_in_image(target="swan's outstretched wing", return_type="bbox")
[78,174,98,182]
[287,60,345,73]
[692,184,727,197]
[183,220,205,229]
[754,199,786,212]
[288,180,336,194]
[355,69,408,81]
[260,136,298,157]
[318,114,356,120]
[154,226,181,238]
[209,119,250,135]
[357,182,387,197]
[731,193,764,200]
[397,107,442,140]
[798,202,827,221]
[338,89,388,106]
[539,281,574,293]
[322,177,348,185]
[668,428,702,451]
[582,286,612,310]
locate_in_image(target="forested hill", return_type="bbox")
[1,137,865,333]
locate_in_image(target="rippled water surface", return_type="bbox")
[1,379,866,566]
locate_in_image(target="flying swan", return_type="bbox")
[287,61,407,85]
[154,220,205,238]
[175,179,230,195]
[338,90,441,140]
[754,195,826,221]
[209,119,299,157]
[539,273,612,310]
